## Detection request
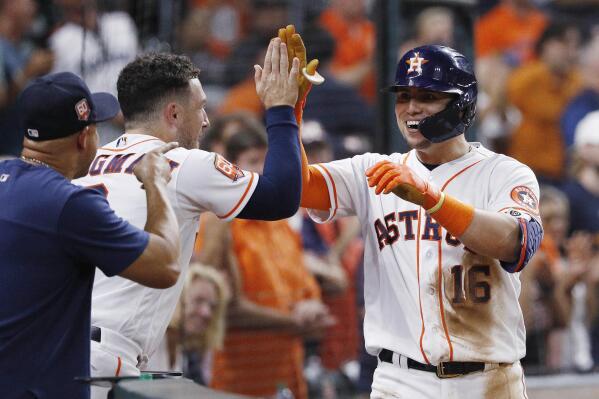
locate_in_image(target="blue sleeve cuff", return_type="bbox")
[265,105,297,128]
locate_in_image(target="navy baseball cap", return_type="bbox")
[18,72,120,141]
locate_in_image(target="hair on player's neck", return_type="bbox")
[124,114,173,144]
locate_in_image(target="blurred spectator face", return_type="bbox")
[2,0,37,33]
[206,120,241,155]
[540,197,569,243]
[542,27,580,74]
[180,10,211,51]
[302,120,333,164]
[580,40,599,91]
[394,87,454,150]
[416,8,454,47]
[183,276,218,335]
[179,78,210,149]
[331,0,366,20]
[57,0,97,29]
[253,5,287,36]
[235,145,267,174]
[574,111,599,173]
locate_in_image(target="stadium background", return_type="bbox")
[1,0,598,398]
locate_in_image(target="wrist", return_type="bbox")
[422,184,442,210]
[266,105,296,126]
[266,101,295,109]
[426,192,445,214]
[141,176,168,188]
[426,193,475,237]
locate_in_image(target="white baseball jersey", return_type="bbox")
[75,133,258,359]
[308,143,540,365]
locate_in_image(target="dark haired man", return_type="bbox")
[76,40,302,398]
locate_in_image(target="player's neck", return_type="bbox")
[415,137,471,165]
[125,124,172,143]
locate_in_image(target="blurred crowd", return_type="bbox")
[1,0,598,398]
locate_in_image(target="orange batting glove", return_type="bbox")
[278,24,322,124]
[366,160,476,237]
[365,160,443,211]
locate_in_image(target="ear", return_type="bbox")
[76,126,94,151]
[163,102,182,129]
[76,127,89,151]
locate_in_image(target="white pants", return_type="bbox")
[371,359,528,399]
[90,330,143,399]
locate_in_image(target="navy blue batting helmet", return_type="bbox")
[388,45,477,143]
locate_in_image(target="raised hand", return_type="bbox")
[277,25,323,105]
[365,160,442,210]
[254,38,300,109]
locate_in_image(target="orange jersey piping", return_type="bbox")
[318,163,339,219]
[115,356,122,377]
[436,158,483,361]
[441,160,483,191]
[218,172,256,219]
[437,239,454,361]
[416,208,430,364]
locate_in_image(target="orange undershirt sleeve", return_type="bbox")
[296,102,331,211]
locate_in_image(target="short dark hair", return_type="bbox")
[117,53,200,121]
[225,129,267,163]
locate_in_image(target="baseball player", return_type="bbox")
[75,39,303,398]
[293,42,544,398]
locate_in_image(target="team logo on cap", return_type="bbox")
[510,186,539,213]
[406,52,428,74]
[27,129,39,138]
[75,99,90,121]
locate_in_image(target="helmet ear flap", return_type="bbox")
[418,89,476,143]
[419,99,465,143]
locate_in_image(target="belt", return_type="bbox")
[378,349,492,378]
[91,326,101,343]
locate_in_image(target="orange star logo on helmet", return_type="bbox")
[406,52,429,74]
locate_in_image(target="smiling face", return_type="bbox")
[394,87,454,150]
[183,277,218,335]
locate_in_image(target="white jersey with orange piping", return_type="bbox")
[75,133,258,362]
[307,142,540,365]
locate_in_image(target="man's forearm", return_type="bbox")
[228,297,296,331]
[459,210,521,262]
[237,106,301,220]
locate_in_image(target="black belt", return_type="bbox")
[378,349,486,378]
[91,326,101,343]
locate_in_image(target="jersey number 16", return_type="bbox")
[450,264,491,304]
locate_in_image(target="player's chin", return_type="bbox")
[400,128,430,150]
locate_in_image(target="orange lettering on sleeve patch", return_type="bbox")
[214,154,245,181]
[510,186,539,214]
